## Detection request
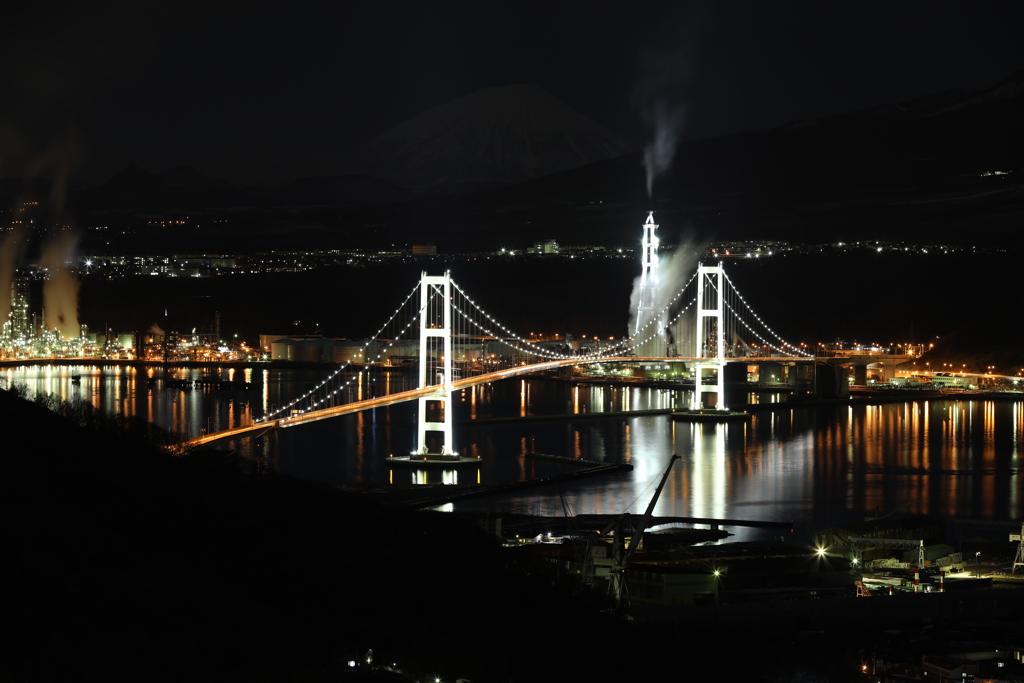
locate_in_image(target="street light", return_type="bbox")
[975,551,981,577]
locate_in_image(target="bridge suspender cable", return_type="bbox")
[259,264,813,426]
[262,279,425,421]
[718,270,812,357]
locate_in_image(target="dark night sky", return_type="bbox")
[1,0,1022,188]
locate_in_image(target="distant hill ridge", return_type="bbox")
[72,165,409,210]
[5,71,1022,232]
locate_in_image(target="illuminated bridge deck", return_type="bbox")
[188,355,831,448]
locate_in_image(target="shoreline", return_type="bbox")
[4,359,1019,414]
[0,358,407,371]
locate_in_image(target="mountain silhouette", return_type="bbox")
[338,84,633,193]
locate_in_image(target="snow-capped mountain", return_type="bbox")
[339,84,633,193]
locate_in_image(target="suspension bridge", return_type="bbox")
[191,213,824,453]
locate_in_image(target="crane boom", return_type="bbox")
[609,454,681,608]
[624,454,681,561]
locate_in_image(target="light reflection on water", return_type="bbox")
[4,365,1021,540]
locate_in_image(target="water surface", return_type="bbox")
[5,365,1020,541]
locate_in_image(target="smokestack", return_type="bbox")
[627,212,701,357]
[0,226,28,331]
[632,212,660,357]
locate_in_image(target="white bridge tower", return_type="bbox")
[691,263,727,411]
[634,211,662,357]
[414,271,455,456]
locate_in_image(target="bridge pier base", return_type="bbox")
[815,362,849,398]
[690,362,726,410]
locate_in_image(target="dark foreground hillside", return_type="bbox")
[3,388,866,682]
[2,389,614,681]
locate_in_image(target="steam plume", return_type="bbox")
[626,228,701,352]
[38,231,80,339]
[656,241,701,356]
[26,137,84,340]
[641,100,685,198]
[633,41,691,198]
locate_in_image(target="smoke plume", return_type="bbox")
[657,241,702,356]
[633,33,693,198]
[641,99,686,198]
[626,224,701,354]
[21,137,84,340]
[38,231,81,339]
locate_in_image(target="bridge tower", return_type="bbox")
[634,211,662,357]
[414,271,455,456]
[691,263,727,410]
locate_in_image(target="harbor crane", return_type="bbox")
[606,454,681,609]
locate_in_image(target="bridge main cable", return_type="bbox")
[718,270,812,358]
[261,279,425,421]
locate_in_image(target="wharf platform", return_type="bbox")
[570,513,792,531]
[498,515,791,540]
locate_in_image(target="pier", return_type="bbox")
[393,462,634,508]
